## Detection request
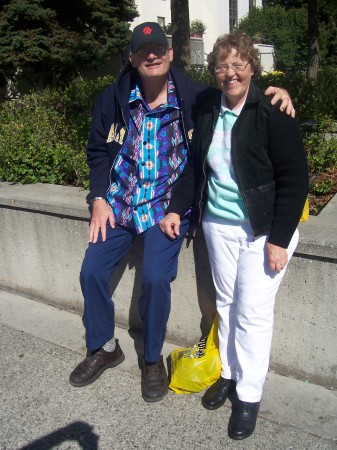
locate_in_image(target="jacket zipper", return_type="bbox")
[230,115,256,237]
[197,107,217,222]
[178,98,191,155]
[108,106,128,189]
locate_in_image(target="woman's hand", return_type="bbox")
[159,213,181,239]
[264,86,295,118]
[89,199,115,243]
[267,242,288,273]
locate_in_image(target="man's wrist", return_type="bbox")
[90,196,105,204]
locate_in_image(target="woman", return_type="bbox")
[160,32,308,440]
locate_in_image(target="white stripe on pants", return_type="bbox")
[202,216,299,402]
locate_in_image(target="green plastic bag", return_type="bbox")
[169,315,221,394]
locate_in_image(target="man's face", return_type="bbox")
[129,43,173,80]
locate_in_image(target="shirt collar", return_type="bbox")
[129,72,179,109]
[220,93,245,117]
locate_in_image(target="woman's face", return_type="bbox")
[214,48,254,110]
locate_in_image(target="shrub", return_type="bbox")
[300,114,337,213]
[0,71,335,216]
[186,67,215,87]
[0,90,87,186]
[302,115,337,183]
[255,67,337,121]
[0,76,114,188]
[187,67,337,214]
[62,75,114,142]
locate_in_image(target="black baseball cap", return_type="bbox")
[131,22,169,54]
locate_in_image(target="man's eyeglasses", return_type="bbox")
[135,46,167,58]
[215,62,250,74]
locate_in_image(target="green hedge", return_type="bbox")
[0,71,336,210]
[0,76,113,189]
[187,66,337,121]
[255,67,337,121]
[187,67,337,206]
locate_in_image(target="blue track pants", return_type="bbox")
[80,218,190,362]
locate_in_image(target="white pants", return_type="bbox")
[202,216,299,402]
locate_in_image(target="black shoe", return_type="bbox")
[202,377,236,410]
[228,400,260,440]
[141,356,168,403]
[69,340,125,387]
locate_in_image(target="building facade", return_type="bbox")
[132,0,263,59]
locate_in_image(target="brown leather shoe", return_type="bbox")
[141,356,168,402]
[69,340,125,387]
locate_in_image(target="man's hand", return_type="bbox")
[265,86,295,118]
[159,213,181,239]
[267,242,288,273]
[89,199,115,243]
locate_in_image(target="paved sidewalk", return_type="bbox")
[0,290,336,450]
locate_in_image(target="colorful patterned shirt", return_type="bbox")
[106,74,187,234]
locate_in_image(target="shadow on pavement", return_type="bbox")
[18,421,99,450]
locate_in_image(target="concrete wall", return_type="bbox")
[0,182,336,389]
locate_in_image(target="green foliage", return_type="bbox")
[0,90,85,186]
[185,68,337,204]
[190,20,207,35]
[302,115,337,178]
[188,67,337,123]
[303,115,337,201]
[311,179,334,195]
[0,75,115,187]
[0,69,336,211]
[62,75,114,143]
[0,0,138,89]
[186,67,216,87]
[238,4,337,72]
[238,6,308,73]
[255,70,337,197]
[255,67,337,120]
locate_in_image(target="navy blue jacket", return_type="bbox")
[86,63,216,199]
[167,82,309,248]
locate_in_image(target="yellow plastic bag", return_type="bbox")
[300,198,309,222]
[169,315,221,394]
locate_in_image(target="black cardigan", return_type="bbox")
[167,82,309,248]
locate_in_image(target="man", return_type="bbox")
[69,22,294,402]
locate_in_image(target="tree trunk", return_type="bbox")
[307,0,319,83]
[171,0,190,71]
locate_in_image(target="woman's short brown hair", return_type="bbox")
[207,32,261,77]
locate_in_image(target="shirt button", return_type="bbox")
[142,161,145,166]
[143,141,147,145]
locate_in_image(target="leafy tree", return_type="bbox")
[238,6,308,73]
[171,0,190,71]
[0,0,138,91]
[263,0,337,80]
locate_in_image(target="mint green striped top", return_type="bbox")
[205,96,249,221]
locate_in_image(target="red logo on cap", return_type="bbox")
[143,26,152,35]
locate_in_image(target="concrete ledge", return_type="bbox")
[0,182,336,388]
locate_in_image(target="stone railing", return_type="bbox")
[0,182,336,389]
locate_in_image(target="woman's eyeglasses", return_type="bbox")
[215,62,250,74]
